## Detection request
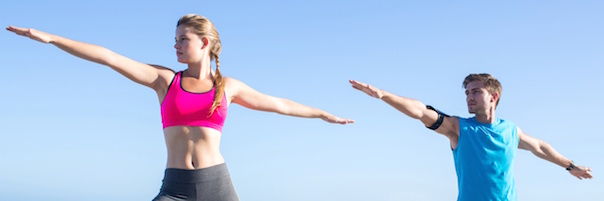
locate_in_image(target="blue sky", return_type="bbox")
[1,1,603,200]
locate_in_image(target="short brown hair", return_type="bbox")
[462,73,502,106]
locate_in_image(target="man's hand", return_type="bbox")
[570,165,593,180]
[349,80,384,99]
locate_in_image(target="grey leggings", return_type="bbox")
[153,163,239,201]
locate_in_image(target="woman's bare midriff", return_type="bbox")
[163,126,225,169]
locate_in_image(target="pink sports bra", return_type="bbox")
[160,71,228,131]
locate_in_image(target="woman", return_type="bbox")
[7,14,354,201]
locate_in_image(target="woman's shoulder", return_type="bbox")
[148,64,175,72]
[223,76,254,95]
[148,64,177,79]
[223,76,244,85]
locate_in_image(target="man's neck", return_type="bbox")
[475,108,496,124]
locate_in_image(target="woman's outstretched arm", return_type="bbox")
[226,77,354,124]
[6,26,173,90]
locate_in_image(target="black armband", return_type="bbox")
[566,161,576,171]
[426,105,450,130]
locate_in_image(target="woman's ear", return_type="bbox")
[201,37,209,49]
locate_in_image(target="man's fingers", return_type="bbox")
[351,83,365,89]
[585,172,593,179]
[339,118,354,124]
[350,80,370,88]
[350,80,380,98]
[349,80,363,85]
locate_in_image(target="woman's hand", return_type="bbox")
[6,26,53,43]
[320,112,355,124]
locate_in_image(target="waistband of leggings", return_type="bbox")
[163,163,230,183]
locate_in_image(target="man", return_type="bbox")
[349,73,592,201]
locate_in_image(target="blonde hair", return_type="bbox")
[177,14,224,114]
[462,73,503,107]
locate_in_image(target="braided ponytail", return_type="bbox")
[209,55,225,115]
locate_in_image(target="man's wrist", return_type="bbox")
[377,90,385,99]
[566,161,576,171]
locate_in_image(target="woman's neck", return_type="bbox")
[186,57,213,80]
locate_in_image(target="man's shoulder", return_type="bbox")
[497,118,517,127]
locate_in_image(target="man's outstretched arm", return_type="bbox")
[349,80,459,141]
[518,127,593,180]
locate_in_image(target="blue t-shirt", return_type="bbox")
[453,117,519,201]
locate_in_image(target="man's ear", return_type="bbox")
[491,92,499,103]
